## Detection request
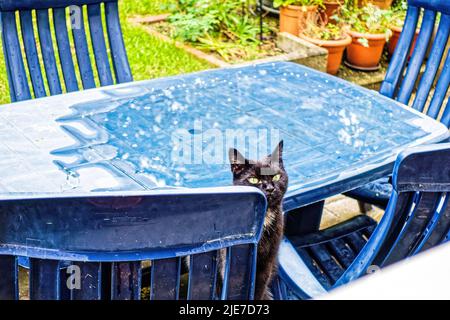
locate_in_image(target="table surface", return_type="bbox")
[0,62,448,210]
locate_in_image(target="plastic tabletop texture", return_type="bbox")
[0,62,448,210]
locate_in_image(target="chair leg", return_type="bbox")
[358,201,372,214]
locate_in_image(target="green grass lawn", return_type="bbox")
[0,0,212,105]
[120,0,212,83]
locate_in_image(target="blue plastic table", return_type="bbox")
[0,62,448,211]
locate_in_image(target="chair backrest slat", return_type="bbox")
[1,11,31,101]
[19,10,47,98]
[111,261,141,300]
[426,51,450,119]
[381,0,450,127]
[396,9,437,104]
[87,3,114,86]
[30,258,60,300]
[187,251,218,300]
[220,248,232,299]
[0,256,17,300]
[36,9,63,96]
[380,6,420,99]
[150,258,181,300]
[105,1,132,84]
[226,244,257,300]
[0,0,132,102]
[415,193,450,252]
[53,7,79,93]
[441,99,450,127]
[370,192,417,266]
[2,30,16,102]
[71,7,96,90]
[70,262,102,300]
[411,14,450,113]
[59,265,72,299]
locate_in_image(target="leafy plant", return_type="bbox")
[226,14,262,44]
[168,0,261,44]
[273,0,324,8]
[334,2,392,45]
[197,35,254,62]
[166,0,275,61]
[387,10,406,28]
[387,0,408,28]
[392,0,407,11]
[303,22,347,40]
[300,9,347,40]
[169,12,219,42]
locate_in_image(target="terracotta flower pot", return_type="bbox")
[346,30,387,69]
[362,0,393,9]
[322,0,344,22]
[280,5,318,36]
[388,25,419,58]
[300,33,352,75]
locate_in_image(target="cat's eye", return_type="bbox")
[248,177,260,184]
[272,174,281,182]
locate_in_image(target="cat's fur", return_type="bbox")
[228,141,288,300]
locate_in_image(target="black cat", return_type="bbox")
[228,141,288,300]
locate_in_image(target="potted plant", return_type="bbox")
[337,3,392,70]
[345,0,393,9]
[274,0,324,35]
[386,0,418,57]
[322,0,345,22]
[300,17,352,74]
[364,0,393,9]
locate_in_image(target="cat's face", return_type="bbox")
[229,141,288,207]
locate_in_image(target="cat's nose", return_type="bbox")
[266,186,274,193]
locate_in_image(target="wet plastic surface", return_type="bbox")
[0,62,447,209]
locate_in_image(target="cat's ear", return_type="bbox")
[229,148,248,175]
[269,140,284,166]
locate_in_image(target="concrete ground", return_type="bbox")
[321,195,384,229]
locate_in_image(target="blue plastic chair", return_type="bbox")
[0,187,266,300]
[0,0,133,103]
[346,0,450,209]
[279,143,450,299]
